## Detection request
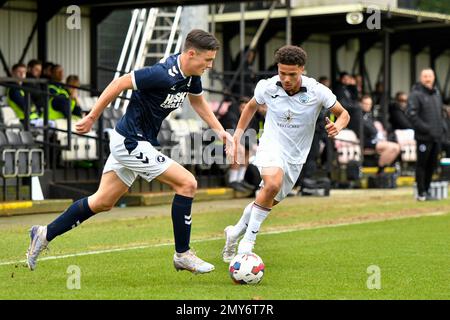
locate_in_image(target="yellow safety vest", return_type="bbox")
[6,87,39,120]
[48,84,77,120]
[257,120,264,140]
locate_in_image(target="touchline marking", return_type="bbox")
[0,211,447,267]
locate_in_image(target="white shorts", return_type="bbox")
[103,129,173,187]
[253,150,303,202]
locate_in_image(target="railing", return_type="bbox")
[0,77,118,180]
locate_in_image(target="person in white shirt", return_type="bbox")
[223,45,350,260]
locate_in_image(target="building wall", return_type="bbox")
[97,10,132,90]
[0,3,90,85]
[0,3,38,77]
[47,13,91,84]
[435,53,450,97]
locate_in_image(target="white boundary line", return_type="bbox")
[0,211,447,267]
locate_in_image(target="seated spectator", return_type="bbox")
[23,59,46,115]
[318,76,330,88]
[371,81,384,121]
[221,96,256,192]
[41,62,54,80]
[389,91,412,130]
[231,48,257,97]
[65,75,83,119]
[334,72,361,136]
[353,73,363,99]
[360,94,400,174]
[47,65,81,120]
[6,63,39,121]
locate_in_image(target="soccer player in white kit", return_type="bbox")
[223,45,350,261]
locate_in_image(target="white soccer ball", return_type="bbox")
[229,253,265,285]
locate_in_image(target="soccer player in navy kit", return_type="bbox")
[26,29,234,274]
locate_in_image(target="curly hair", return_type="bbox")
[274,45,307,66]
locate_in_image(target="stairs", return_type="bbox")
[113,6,183,111]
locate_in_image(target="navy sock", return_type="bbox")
[46,197,95,241]
[171,194,193,253]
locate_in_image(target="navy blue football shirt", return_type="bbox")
[115,53,202,145]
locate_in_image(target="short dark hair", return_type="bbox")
[27,59,42,69]
[183,29,220,52]
[274,45,307,66]
[66,74,80,84]
[395,91,406,100]
[51,64,62,72]
[239,96,251,104]
[339,71,350,79]
[360,94,372,102]
[43,62,54,70]
[12,63,26,71]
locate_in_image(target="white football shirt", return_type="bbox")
[254,75,337,164]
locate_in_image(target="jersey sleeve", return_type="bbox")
[254,80,267,105]
[131,65,167,91]
[188,76,203,95]
[317,83,337,109]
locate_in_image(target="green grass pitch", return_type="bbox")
[0,189,449,299]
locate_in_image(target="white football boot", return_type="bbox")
[222,225,239,263]
[173,249,215,274]
[26,225,49,271]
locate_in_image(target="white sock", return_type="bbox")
[243,203,271,243]
[230,201,253,238]
[237,166,246,182]
[228,169,239,183]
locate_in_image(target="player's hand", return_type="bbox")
[325,117,340,138]
[75,114,95,134]
[232,129,245,165]
[219,130,235,162]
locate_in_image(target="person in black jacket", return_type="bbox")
[23,59,45,115]
[407,69,445,201]
[220,96,255,192]
[335,72,361,136]
[6,63,39,121]
[389,91,412,130]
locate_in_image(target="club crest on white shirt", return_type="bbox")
[299,93,310,104]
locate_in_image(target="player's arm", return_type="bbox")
[234,98,260,141]
[326,101,350,138]
[75,74,133,134]
[188,94,234,152]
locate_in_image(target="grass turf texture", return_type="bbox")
[0,189,449,299]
